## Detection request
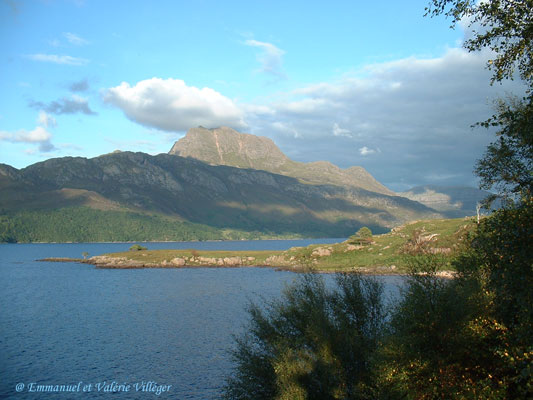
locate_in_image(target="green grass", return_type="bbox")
[95,217,477,273]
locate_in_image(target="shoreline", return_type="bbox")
[38,257,456,278]
[35,219,473,280]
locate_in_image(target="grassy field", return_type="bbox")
[91,217,476,273]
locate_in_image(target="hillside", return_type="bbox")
[0,148,440,242]
[169,126,394,195]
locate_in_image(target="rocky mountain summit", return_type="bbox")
[169,126,393,195]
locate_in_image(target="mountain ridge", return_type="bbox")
[0,150,440,241]
[169,126,394,195]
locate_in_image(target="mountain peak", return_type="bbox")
[169,126,394,195]
[169,126,289,170]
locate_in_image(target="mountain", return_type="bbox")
[169,126,394,195]
[0,147,440,242]
[399,185,492,217]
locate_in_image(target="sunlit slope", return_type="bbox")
[169,126,394,195]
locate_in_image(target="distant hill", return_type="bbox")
[169,126,394,195]
[399,185,492,217]
[0,147,439,242]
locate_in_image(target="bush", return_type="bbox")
[129,244,147,251]
[223,273,387,400]
[378,255,501,398]
[356,227,373,238]
[348,226,373,245]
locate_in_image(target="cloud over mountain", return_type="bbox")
[0,113,55,153]
[244,47,526,190]
[100,49,525,191]
[103,78,247,132]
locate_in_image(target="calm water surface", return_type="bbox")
[0,240,403,399]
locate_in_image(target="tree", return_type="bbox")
[426,0,533,86]
[356,226,372,239]
[424,3,533,398]
[427,0,533,207]
[379,255,507,399]
[348,227,373,245]
[475,96,532,205]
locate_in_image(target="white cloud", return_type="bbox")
[37,111,56,128]
[0,126,55,152]
[332,123,351,137]
[0,110,58,153]
[63,32,89,46]
[359,146,377,156]
[103,78,246,132]
[245,39,286,79]
[26,53,89,66]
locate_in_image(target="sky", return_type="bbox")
[0,0,526,191]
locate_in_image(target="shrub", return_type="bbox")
[348,226,373,245]
[129,244,147,251]
[356,226,373,238]
[223,273,386,399]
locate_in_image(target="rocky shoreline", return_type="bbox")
[38,256,456,278]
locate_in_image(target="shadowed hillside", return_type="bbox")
[0,149,439,242]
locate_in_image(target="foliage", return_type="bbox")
[348,226,373,245]
[459,203,533,329]
[129,244,147,251]
[454,202,533,396]
[223,273,387,400]
[377,255,509,399]
[475,96,533,205]
[356,226,372,238]
[380,200,532,399]
[0,206,278,243]
[425,0,533,86]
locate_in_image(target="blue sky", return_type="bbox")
[0,0,525,191]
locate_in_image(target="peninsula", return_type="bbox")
[43,217,473,275]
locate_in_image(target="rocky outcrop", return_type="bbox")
[311,247,333,257]
[169,126,289,170]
